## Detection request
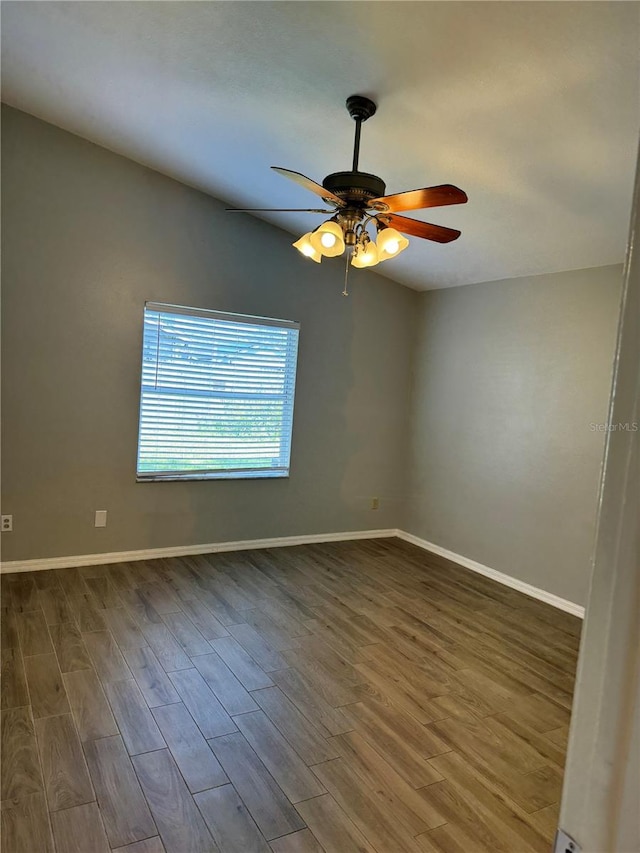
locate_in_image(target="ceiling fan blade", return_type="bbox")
[271,167,345,206]
[369,184,467,213]
[226,207,334,213]
[384,213,461,243]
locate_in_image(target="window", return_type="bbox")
[136,303,300,481]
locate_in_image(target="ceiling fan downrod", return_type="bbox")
[321,95,386,205]
[346,94,377,173]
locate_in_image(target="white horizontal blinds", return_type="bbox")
[137,304,300,479]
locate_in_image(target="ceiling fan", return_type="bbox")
[227,94,468,280]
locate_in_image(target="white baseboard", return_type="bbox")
[1,526,584,619]
[395,529,585,618]
[0,529,397,574]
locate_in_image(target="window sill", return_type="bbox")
[136,470,290,483]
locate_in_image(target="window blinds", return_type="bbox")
[137,303,300,480]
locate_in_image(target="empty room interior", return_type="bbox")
[1,3,639,853]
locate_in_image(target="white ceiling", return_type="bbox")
[2,1,639,291]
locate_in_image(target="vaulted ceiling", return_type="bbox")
[2,1,639,290]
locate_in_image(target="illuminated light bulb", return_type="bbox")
[351,240,379,268]
[310,221,345,257]
[293,233,321,263]
[376,227,409,261]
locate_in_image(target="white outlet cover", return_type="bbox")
[94,510,108,528]
[554,829,581,853]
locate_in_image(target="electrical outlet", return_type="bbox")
[94,510,107,528]
[554,829,581,853]
[371,497,380,511]
[1,515,13,532]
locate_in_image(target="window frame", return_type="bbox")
[136,302,300,483]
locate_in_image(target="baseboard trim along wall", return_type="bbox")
[0,529,398,574]
[395,530,586,618]
[1,526,585,618]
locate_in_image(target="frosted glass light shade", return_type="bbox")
[293,233,322,263]
[351,241,379,268]
[309,221,345,257]
[377,227,409,260]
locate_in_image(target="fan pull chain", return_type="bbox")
[342,249,351,297]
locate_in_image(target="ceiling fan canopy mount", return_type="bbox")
[345,94,377,123]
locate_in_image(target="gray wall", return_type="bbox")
[404,266,622,605]
[2,107,623,609]
[1,106,417,561]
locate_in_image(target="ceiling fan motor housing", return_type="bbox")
[322,171,386,204]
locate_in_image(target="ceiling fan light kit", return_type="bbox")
[376,226,409,260]
[309,220,345,257]
[351,236,379,269]
[228,94,468,291]
[292,233,322,263]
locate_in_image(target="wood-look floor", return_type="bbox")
[0,538,580,853]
